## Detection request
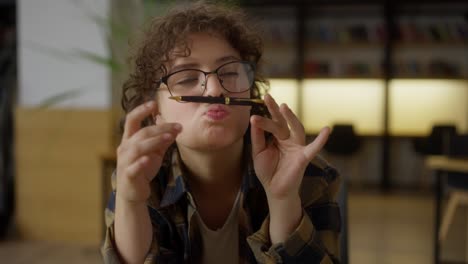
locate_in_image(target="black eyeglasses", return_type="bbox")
[158,61,255,97]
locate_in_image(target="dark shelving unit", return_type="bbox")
[0,0,16,239]
[242,0,468,188]
[243,1,468,263]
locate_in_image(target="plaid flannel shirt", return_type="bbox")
[102,147,341,263]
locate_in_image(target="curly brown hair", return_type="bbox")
[121,1,270,130]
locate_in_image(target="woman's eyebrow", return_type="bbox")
[216,55,241,63]
[170,62,200,73]
[169,55,240,73]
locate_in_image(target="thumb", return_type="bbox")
[303,127,331,160]
[250,116,266,157]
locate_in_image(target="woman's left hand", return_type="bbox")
[250,94,331,244]
[250,93,331,201]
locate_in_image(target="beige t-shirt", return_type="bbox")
[194,192,241,264]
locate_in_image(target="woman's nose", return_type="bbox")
[203,74,225,97]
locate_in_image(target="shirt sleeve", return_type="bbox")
[246,159,342,264]
[101,171,160,264]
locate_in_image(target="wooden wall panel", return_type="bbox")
[15,108,113,246]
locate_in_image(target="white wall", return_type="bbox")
[19,0,110,108]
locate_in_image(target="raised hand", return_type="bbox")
[250,94,330,200]
[116,101,182,203]
[250,94,331,244]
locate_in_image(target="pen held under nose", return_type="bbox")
[168,96,264,106]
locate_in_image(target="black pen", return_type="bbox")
[169,96,264,106]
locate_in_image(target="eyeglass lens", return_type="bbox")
[166,61,254,96]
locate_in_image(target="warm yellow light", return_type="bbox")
[389,79,468,136]
[267,79,299,115]
[302,79,385,135]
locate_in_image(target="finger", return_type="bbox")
[134,132,176,158]
[250,116,266,156]
[124,129,179,164]
[303,127,331,160]
[125,155,150,180]
[264,94,284,123]
[264,94,289,140]
[131,122,182,142]
[280,104,305,144]
[123,101,159,140]
[251,115,288,141]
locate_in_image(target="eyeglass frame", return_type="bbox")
[156,60,256,96]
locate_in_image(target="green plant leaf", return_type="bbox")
[37,88,85,109]
[24,41,75,62]
[73,49,122,72]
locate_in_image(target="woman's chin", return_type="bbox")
[198,136,240,150]
[178,133,243,151]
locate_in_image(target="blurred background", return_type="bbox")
[1,0,468,263]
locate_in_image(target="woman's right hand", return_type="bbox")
[116,100,182,204]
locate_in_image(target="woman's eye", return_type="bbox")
[176,78,198,85]
[220,71,239,77]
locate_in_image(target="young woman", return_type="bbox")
[102,2,341,264]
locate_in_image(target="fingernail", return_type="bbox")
[173,123,182,131]
[163,133,172,140]
[146,101,155,107]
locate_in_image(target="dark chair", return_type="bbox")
[438,134,468,246]
[445,134,468,191]
[448,134,468,158]
[337,179,349,264]
[324,124,361,156]
[428,125,457,155]
[324,124,360,264]
[413,125,457,155]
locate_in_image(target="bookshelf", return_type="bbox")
[393,10,468,79]
[247,2,468,80]
[305,5,384,79]
[250,6,298,78]
[243,1,468,193]
[245,1,468,133]
[244,3,468,262]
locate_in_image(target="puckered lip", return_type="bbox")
[204,104,231,114]
[203,104,231,120]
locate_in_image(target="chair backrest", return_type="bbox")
[427,125,457,155]
[324,124,361,156]
[445,133,468,190]
[448,134,468,157]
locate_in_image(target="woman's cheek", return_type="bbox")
[235,106,252,133]
[158,99,193,124]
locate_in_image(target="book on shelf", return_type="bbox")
[393,59,462,78]
[307,22,385,44]
[396,21,468,43]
